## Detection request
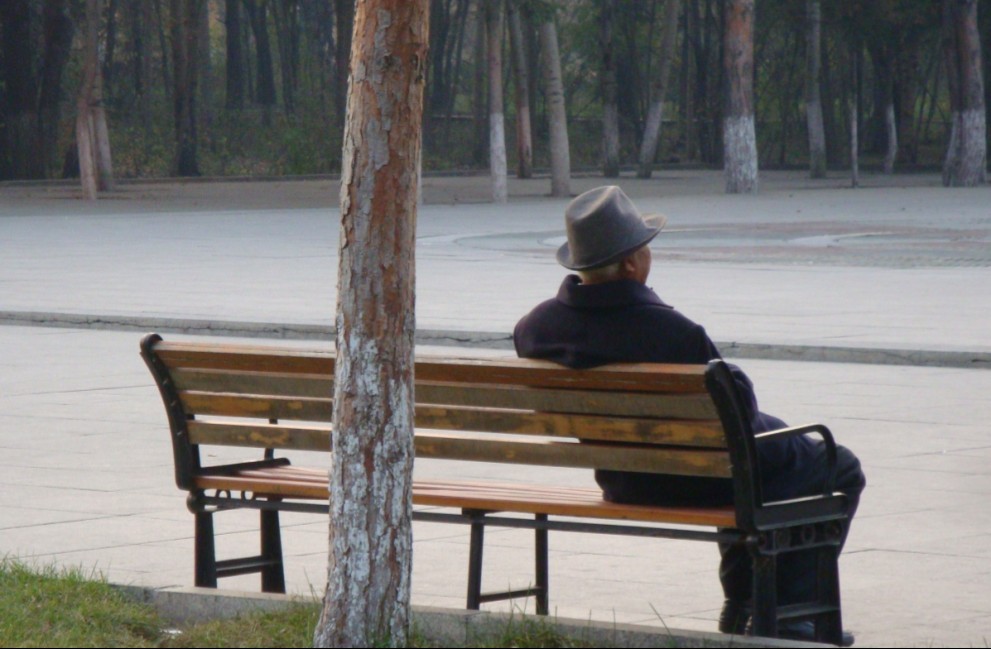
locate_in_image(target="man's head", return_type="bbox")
[556,186,666,284]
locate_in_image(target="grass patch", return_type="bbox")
[0,559,605,648]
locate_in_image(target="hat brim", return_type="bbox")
[556,213,667,270]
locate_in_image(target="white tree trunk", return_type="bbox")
[313,1,428,646]
[724,115,758,194]
[942,0,987,187]
[539,18,571,197]
[486,0,508,203]
[723,0,758,194]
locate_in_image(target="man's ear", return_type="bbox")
[617,254,637,279]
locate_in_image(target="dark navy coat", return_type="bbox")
[513,275,797,505]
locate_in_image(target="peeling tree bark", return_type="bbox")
[723,0,757,194]
[942,0,987,187]
[312,1,428,647]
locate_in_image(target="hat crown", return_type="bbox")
[557,186,666,270]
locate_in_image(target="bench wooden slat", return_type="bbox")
[180,392,334,421]
[157,341,709,394]
[188,413,725,451]
[188,421,331,450]
[414,432,732,477]
[192,468,736,527]
[416,383,719,419]
[415,405,726,447]
[173,368,333,399]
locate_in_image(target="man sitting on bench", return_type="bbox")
[513,185,865,645]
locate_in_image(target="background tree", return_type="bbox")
[77,0,114,198]
[599,0,619,178]
[486,0,508,203]
[723,0,757,193]
[941,0,987,187]
[507,0,533,179]
[805,0,826,178]
[313,0,429,645]
[539,4,570,197]
[170,0,202,176]
[637,0,681,179]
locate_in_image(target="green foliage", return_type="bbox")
[0,559,162,648]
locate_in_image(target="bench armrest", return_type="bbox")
[754,422,838,498]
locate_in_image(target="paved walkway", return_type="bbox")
[1,170,989,646]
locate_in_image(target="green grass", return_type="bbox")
[0,559,600,648]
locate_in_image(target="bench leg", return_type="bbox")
[749,544,778,638]
[815,544,843,644]
[194,511,218,588]
[535,514,549,615]
[260,509,286,593]
[466,519,485,610]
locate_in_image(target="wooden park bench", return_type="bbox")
[141,333,851,644]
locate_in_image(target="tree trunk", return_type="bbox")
[942,0,987,187]
[599,0,620,178]
[225,0,245,109]
[805,0,826,178]
[723,0,757,193]
[637,0,681,178]
[507,0,533,179]
[312,2,427,647]
[171,0,201,176]
[486,0,508,203]
[540,16,571,197]
[77,0,101,198]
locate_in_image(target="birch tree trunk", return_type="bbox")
[723,0,757,194]
[312,1,428,646]
[805,0,826,179]
[540,16,571,197]
[486,0,508,203]
[942,0,987,187]
[599,0,620,178]
[507,0,533,179]
[637,0,681,179]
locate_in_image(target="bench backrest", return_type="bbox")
[141,334,758,521]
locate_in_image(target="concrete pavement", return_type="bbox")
[1,170,990,646]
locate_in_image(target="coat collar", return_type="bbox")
[556,275,673,310]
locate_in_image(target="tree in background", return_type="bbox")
[507,0,533,179]
[805,0,826,178]
[637,0,681,179]
[313,0,429,645]
[599,0,619,178]
[723,0,757,193]
[485,0,507,203]
[941,0,987,186]
[170,0,202,176]
[539,3,571,197]
[77,0,114,198]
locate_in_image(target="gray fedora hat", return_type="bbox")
[556,186,667,270]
